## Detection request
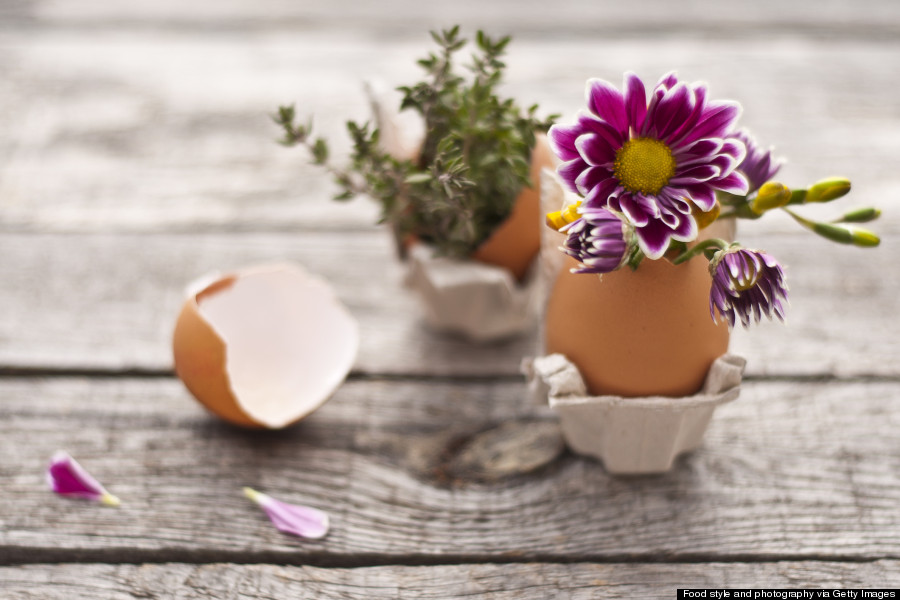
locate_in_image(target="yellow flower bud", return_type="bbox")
[751,181,792,214]
[805,177,851,204]
[546,211,568,231]
[850,228,880,247]
[545,200,583,232]
[562,202,581,223]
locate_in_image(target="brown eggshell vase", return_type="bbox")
[530,171,745,473]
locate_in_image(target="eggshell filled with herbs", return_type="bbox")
[172,264,358,428]
[470,134,557,281]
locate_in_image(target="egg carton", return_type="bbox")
[523,353,746,474]
[403,243,542,342]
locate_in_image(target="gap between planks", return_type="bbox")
[2,547,897,569]
[2,367,900,385]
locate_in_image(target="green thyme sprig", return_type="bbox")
[274,26,557,258]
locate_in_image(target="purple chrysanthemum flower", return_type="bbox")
[549,72,749,259]
[47,451,120,506]
[561,207,629,274]
[244,487,329,540]
[733,129,784,194]
[709,247,788,328]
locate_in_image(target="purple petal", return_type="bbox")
[47,451,120,506]
[548,122,583,162]
[657,71,679,91]
[719,137,747,165]
[668,211,699,242]
[665,86,708,147]
[682,183,717,211]
[575,133,616,167]
[557,158,589,193]
[674,138,723,161]
[708,153,741,176]
[633,219,673,259]
[671,164,720,184]
[586,78,628,135]
[244,487,329,540]
[713,171,750,195]
[652,83,695,143]
[623,72,647,133]
[579,113,626,148]
[580,173,618,207]
[683,100,742,145]
[733,129,784,193]
[617,193,653,226]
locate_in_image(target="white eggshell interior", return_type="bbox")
[196,264,359,428]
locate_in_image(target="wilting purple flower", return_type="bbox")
[243,487,329,540]
[47,451,120,506]
[549,72,748,259]
[709,248,788,328]
[561,207,629,274]
[733,129,784,194]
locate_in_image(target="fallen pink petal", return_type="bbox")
[243,487,329,540]
[47,451,120,506]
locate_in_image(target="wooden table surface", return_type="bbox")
[2,1,900,597]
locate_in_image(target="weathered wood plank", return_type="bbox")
[0,31,898,233]
[2,377,899,562]
[0,231,895,376]
[2,561,900,599]
[18,0,900,38]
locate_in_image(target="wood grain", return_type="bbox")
[0,31,898,234]
[2,0,898,591]
[2,376,899,563]
[16,0,900,37]
[2,561,900,599]
[0,231,895,377]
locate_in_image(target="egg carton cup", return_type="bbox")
[404,244,541,343]
[522,353,746,474]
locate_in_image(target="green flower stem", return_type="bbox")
[671,238,730,265]
[720,202,761,220]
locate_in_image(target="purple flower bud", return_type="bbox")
[243,487,329,540]
[733,129,784,195]
[561,207,629,274]
[709,247,789,328]
[47,451,120,506]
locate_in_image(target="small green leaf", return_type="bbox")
[312,138,329,164]
[404,173,433,185]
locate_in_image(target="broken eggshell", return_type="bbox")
[172,263,358,429]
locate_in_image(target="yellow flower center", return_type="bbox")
[613,137,676,195]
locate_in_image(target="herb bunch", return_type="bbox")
[274,26,556,258]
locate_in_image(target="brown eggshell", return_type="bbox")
[471,134,557,281]
[173,276,260,428]
[172,264,359,429]
[544,253,730,398]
